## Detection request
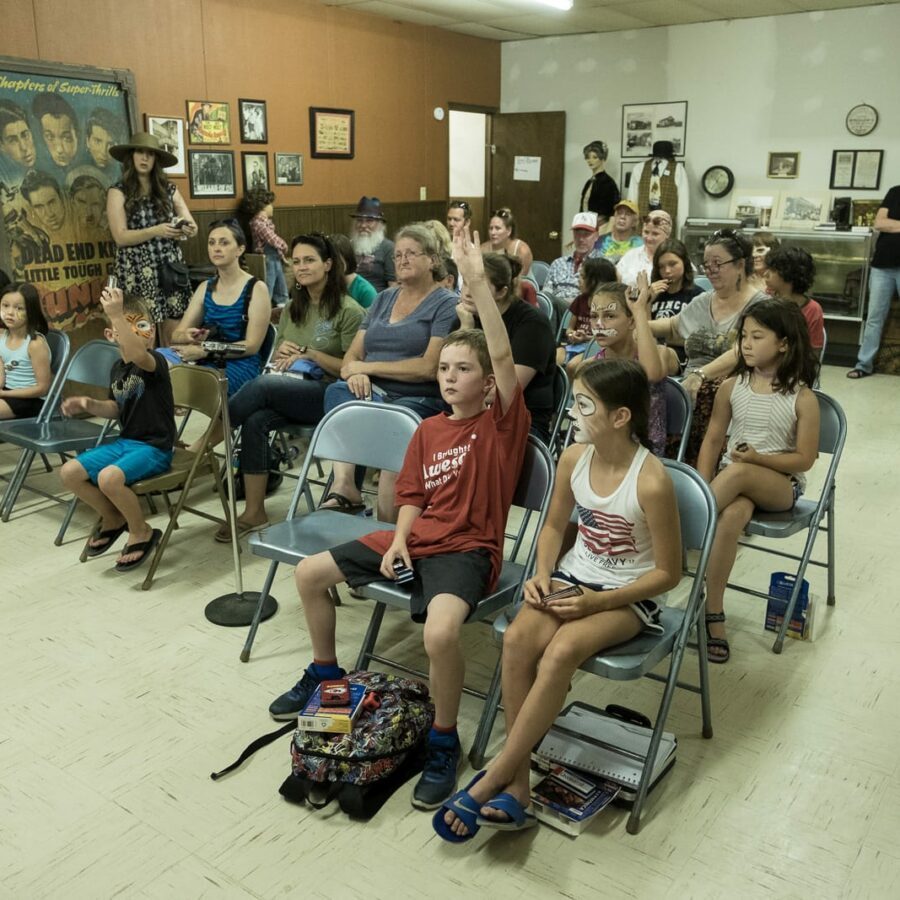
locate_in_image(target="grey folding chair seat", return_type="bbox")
[663,376,692,462]
[469,460,717,834]
[726,390,846,653]
[0,340,121,525]
[241,401,423,661]
[530,260,550,288]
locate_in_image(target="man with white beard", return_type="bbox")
[349,196,396,292]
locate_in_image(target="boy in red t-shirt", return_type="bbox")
[268,227,531,811]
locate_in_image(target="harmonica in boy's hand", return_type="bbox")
[540,584,584,602]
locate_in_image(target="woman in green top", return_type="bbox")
[220,233,364,539]
[330,232,378,309]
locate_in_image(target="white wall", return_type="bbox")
[501,4,900,232]
[449,110,487,197]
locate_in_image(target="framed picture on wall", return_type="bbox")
[242,152,269,191]
[829,149,883,191]
[239,99,267,144]
[144,115,186,177]
[188,149,235,198]
[275,153,303,185]
[730,192,777,228]
[620,160,642,192]
[186,100,230,144]
[309,107,355,159]
[621,101,687,159]
[776,191,830,227]
[767,152,799,179]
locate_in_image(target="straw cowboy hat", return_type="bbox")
[109,132,178,168]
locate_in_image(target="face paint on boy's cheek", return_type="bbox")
[125,314,153,338]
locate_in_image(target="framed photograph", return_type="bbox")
[275,152,303,185]
[239,99,267,144]
[830,150,883,191]
[309,107,355,159]
[241,152,269,191]
[730,192,777,228]
[188,149,236,198]
[776,191,830,228]
[851,199,881,228]
[621,101,687,159]
[144,115,186,177]
[186,100,230,145]
[620,160,642,193]
[767,152,799,179]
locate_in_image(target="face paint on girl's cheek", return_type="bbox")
[568,392,597,443]
[593,327,618,338]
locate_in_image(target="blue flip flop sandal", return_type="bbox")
[432,771,486,843]
[476,792,538,832]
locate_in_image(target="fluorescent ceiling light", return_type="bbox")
[536,0,573,9]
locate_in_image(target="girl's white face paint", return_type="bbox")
[568,390,598,443]
[593,327,619,338]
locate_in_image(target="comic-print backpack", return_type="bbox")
[212,671,434,820]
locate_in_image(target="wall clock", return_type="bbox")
[701,165,734,198]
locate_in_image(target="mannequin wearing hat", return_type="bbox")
[348,196,396,292]
[580,140,620,225]
[106,132,198,345]
[626,141,689,238]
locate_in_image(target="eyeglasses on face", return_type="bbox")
[703,257,737,273]
[393,250,428,262]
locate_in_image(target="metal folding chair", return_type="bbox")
[76,365,229,589]
[470,460,717,833]
[530,260,550,288]
[727,390,846,653]
[353,437,555,762]
[0,340,121,526]
[663,376,693,462]
[535,291,554,321]
[241,401,423,661]
[546,364,570,457]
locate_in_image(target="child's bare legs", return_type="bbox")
[422,594,471,729]
[60,460,152,563]
[706,462,795,647]
[0,401,16,420]
[295,551,346,660]
[444,603,641,836]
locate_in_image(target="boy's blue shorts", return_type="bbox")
[77,438,173,485]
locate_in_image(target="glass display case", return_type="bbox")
[682,223,875,323]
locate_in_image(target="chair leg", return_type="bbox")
[469,656,503,769]
[354,602,387,671]
[240,560,281,662]
[1,448,35,521]
[772,524,821,654]
[54,495,80,545]
[40,453,53,473]
[826,493,836,606]
[696,614,713,739]
[78,516,102,562]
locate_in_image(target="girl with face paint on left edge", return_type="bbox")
[566,276,672,456]
[448,357,681,839]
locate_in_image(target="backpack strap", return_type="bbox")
[210,719,294,780]
[241,276,258,323]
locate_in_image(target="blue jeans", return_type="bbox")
[229,374,328,473]
[264,246,288,305]
[323,380,448,420]
[856,266,900,373]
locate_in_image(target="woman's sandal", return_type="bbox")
[705,612,730,664]
[846,368,872,379]
[319,491,366,515]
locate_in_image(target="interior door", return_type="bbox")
[488,111,566,265]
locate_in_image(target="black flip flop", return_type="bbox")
[85,522,128,558]
[115,528,162,573]
[320,491,366,515]
[846,368,872,379]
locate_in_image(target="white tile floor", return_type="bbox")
[1,365,897,899]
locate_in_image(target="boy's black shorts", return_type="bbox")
[329,540,492,622]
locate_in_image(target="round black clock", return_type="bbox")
[846,104,878,137]
[702,165,734,199]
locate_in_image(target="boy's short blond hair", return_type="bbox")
[441,328,492,376]
[122,295,151,319]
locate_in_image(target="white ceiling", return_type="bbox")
[321,0,898,40]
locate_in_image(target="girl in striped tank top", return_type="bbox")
[698,298,820,664]
[437,358,681,840]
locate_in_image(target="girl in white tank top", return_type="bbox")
[697,298,821,664]
[0,283,52,421]
[435,358,681,840]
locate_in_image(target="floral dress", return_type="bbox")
[113,181,191,323]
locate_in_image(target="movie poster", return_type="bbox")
[0,62,134,332]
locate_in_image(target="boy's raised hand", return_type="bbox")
[100,285,125,319]
[451,226,485,284]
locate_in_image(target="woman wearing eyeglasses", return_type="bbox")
[616,211,672,287]
[320,223,458,520]
[481,208,533,276]
[650,229,766,466]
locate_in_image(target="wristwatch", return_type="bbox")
[688,368,707,382]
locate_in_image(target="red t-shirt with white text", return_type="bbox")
[360,386,531,592]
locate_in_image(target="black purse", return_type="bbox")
[159,258,191,295]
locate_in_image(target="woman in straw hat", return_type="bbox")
[106,132,198,344]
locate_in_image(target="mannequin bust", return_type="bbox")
[580,140,620,225]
